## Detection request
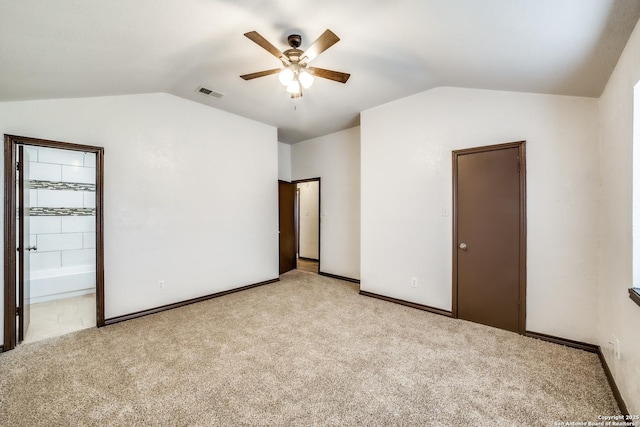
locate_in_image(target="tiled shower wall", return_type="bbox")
[25,147,96,272]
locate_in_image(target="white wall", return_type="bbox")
[598,16,640,414]
[278,142,291,182]
[361,87,600,343]
[298,181,319,259]
[0,93,279,342]
[291,127,360,280]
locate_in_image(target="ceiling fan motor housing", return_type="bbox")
[287,34,302,48]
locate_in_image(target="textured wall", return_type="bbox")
[0,93,278,335]
[598,16,640,414]
[361,87,600,343]
[292,127,361,280]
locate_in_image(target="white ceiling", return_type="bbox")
[1,0,639,143]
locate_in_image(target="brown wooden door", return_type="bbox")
[278,181,297,274]
[453,142,526,333]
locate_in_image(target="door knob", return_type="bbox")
[459,243,467,250]
[26,246,37,251]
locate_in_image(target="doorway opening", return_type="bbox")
[277,177,321,276]
[295,178,320,274]
[4,135,105,351]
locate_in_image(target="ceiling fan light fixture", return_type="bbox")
[279,68,294,86]
[286,80,301,95]
[242,29,349,99]
[299,70,314,89]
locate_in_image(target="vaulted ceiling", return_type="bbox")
[1,0,639,143]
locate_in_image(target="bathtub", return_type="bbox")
[29,264,96,304]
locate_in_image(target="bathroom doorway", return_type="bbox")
[4,135,105,351]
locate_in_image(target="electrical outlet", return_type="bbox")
[411,277,418,288]
[158,280,165,290]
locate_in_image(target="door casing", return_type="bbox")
[3,135,105,351]
[451,141,527,334]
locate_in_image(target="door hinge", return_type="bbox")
[16,306,22,316]
[16,162,20,171]
[517,157,521,173]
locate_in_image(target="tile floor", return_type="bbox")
[23,293,96,344]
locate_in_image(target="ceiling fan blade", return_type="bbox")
[300,29,340,65]
[244,31,290,64]
[308,67,350,84]
[240,68,281,80]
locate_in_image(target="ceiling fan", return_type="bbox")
[240,29,350,98]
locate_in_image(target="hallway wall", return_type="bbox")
[292,127,361,280]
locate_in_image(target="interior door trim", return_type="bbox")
[3,134,105,351]
[451,140,527,334]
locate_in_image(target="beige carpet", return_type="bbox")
[0,270,619,426]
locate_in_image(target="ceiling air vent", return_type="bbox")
[195,86,224,99]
